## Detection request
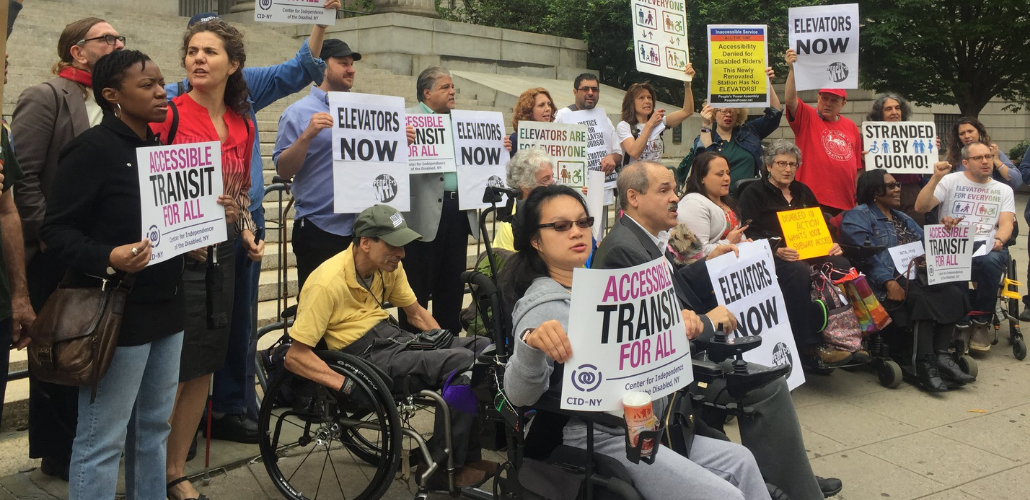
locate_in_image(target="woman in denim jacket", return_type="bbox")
[680,68,782,197]
[841,170,973,392]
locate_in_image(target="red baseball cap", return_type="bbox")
[819,89,847,99]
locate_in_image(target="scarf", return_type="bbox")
[58,66,93,87]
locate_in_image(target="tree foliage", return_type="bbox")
[860,0,1030,118]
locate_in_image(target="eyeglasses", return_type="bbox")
[538,217,595,232]
[772,161,799,169]
[966,154,994,162]
[883,182,902,190]
[576,86,599,93]
[78,34,126,46]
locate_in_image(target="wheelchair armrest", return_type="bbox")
[724,361,790,400]
[691,358,725,383]
[840,243,887,259]
[696,333,763,363]
[281,305,298,320]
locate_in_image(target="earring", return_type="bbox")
[115,102,122,117]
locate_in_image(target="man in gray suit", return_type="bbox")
[593,162,842,500]
[401,66,491,332]
[11,17,124,481]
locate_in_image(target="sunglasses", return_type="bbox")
[538,217,595,232]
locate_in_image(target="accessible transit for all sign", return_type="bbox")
[254,0,336,25]
[862,122,938,174]
[706,240,804,390]
[451,110,508,211]
[777,207,834,260]
[329,92,410,213]
[562,256,693,412]
[707,25,769,108]
[630,0,690,82]
[406,114,455,174]
[517,121,590,189]
[788,3,859,91]
[138,142,227,266]
[924,224,974,285]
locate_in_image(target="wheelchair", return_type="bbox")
[986,240,1026,360]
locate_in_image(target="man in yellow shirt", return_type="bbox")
[284,204,493,488]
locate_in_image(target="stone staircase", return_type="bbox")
[3,0,516,332]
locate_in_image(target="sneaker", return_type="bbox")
[969,320,992,353]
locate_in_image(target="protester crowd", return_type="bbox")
[0,3,1024,500]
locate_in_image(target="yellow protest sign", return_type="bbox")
[707,25,769,107]
[777,207,833,260]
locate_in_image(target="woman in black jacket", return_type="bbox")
[39,50,188,500]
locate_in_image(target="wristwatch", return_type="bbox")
[700,126,712,134]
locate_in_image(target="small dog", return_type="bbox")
[666,224,704,266]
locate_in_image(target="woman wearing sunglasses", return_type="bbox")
[499,184,771,500]
[841,170,973,392]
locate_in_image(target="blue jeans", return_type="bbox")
[213,207,264,417]
[69,332,183,500]
[969,245,1009,318]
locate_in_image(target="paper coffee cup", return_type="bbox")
[623,392,657,457]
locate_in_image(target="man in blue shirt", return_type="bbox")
[166,7,337,446]
[274,39,359,290]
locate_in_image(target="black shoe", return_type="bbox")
[817,476,843,497]
[916,354,949,392]
[205,414,260,444]
[187,433,198,462]
[40,456,70,482]
[936,353,976,385]
[1020,306,1030,322]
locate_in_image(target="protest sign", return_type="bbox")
[517,121,590,189]
[788,3,859,91]
[254,0,336,25]
[707,240,804,389]
[587,171,606,240]
[631,0,690,81]
[887,241,924,280]
[707,25,769,107]
[562,108,618,190]
[329,92,409,212]
[862,122,938,174]
[925,224,974,285]
[138,142,227,265]
[451,110,507,210]
[406,114,455,173]
[777,207,834,260]
[562,256,693,411]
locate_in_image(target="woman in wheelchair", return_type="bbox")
[841,170,975,391]
[499,184,772,500]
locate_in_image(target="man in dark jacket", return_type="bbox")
[593,161,842,500]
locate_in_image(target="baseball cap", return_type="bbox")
[188,12,220,27]
[818,88,847,99]
[353,205,422,247]
[321,39,362,61]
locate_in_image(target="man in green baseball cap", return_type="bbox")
[285,204,495,489]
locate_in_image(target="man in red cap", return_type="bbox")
[783,49,863,217]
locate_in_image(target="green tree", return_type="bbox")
[861,0,1030,118]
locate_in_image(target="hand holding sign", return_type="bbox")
[109,238,152,273]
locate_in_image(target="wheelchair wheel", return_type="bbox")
[1013,338,1027,361]
[877,360,903,389]
[957,355,978,379]
[259,352,401,500]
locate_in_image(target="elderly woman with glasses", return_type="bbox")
[841,170,973,392]
[737,140,855,367]
[492,147,556,252]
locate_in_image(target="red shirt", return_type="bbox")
[150,93,256,231]
[787,98,862,211]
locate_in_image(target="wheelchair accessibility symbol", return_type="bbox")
[571,364,603,392]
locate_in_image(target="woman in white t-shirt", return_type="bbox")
[617,64,695,163]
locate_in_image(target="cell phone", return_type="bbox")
[769,237,783,249]
[741,219,753,227]
[246,228,264,268]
